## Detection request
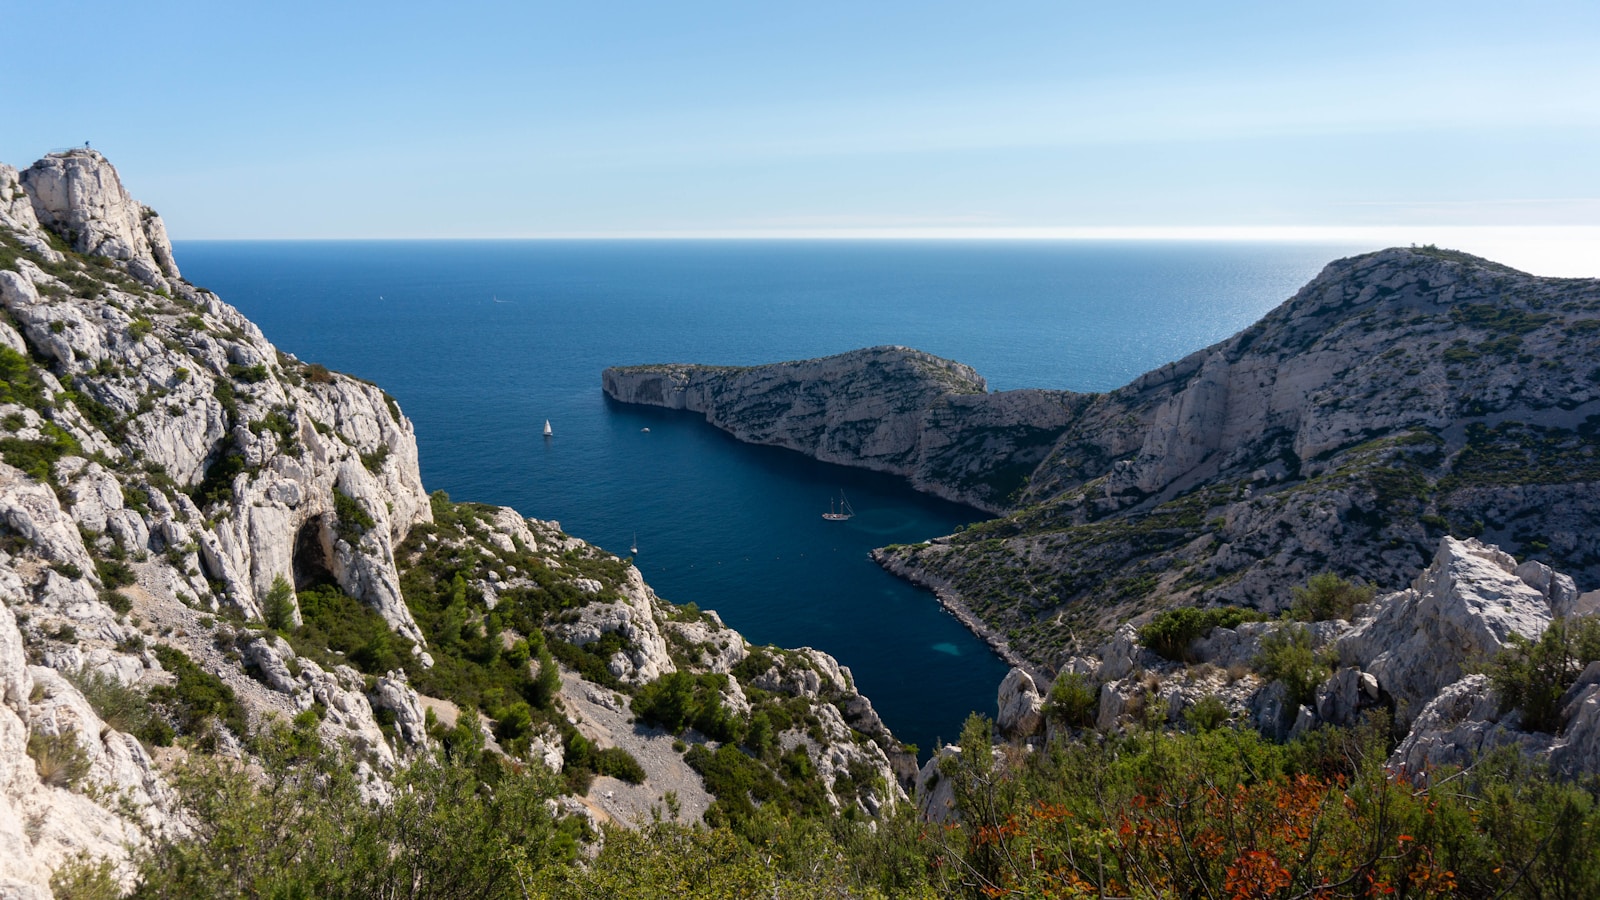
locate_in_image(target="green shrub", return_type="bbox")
[360,443,389,473]
[226,363,269,383]
[1184,694,1231,732]
[190,449,250,509]
[631,672,745,743]
[290,583,405,676]
[133,740,574,899]
[1140,606,1263,662]
[1254,625,1327,707]
[1289,572,1375,622]
[1491,617,1600,733]
[333,489,375,545]
[1042,672,1098,728]
[0,345,49,410]
[150,645,249,740]
[0,423,82,482]
[100,589,132,616]
[95,558,136,589]
[50,853,120,900]
[65,666,172,747]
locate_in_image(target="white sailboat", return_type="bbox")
[542,419,552,437]
[630,533,638,555]
[822,490,855,521]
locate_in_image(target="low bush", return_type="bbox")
[150,645,249,740]
[1288,572,1374,622]
[290,582,405,676]
[65,667,172,747]
[1183,694,1230,732]
[0,424,82,482]
[1042,672,1097,728]
[1140,605,1263,661]
[333,490,375,545]
[1254,625,1327,707]
[631,671,745,743]
[1491,616,1600,733]
[28,728,91,788]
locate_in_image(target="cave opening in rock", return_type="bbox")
[293,516,336,590]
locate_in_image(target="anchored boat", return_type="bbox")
[822,491,855,521]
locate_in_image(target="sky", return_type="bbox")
[3,1,1597,273]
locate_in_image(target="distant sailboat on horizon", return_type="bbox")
[822,490,854,521]
[543,419,552,437]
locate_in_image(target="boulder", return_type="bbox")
[995,667,1045,739]
[1339,537,1553,724]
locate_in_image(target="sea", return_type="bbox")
[175,239,1367,757]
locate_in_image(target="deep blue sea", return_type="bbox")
[175,239,1365,756]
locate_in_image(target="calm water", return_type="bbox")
[176,239,1364,755]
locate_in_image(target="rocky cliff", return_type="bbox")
[0,151,907,896]
[603,346,1085,512]
[607,248,1600,668]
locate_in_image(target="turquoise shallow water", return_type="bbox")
[175,239,1364,755]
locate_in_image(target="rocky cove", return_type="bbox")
[2,149,1599,895]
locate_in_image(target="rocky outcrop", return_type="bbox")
[995,668,1044,739]
[1338,537,1552,723]
[0,148,930,895]
[20,150,179,289]
[604,347,1084,511]
[1,152,431,638]
[966,537,1600,785]
[0,582,175,896]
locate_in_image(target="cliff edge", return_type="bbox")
[604,346,1086,512]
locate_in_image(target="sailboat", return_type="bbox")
[542,419,552,437]
[630,533,638,555]
[822,490,855,521]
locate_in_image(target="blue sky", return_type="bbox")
[3,1,1597,269]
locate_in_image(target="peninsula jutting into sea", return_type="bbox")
[3,150,1599,897]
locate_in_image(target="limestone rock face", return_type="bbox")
[604,347,1084,512]
[1339,537,1553,723]
[549,566,676,685]
[0,149,928,893]
[1389,675,1537,774]
[0,593,175,896]
[996,667,1045,739]
[0,152,432,634]
[20,150,179,285]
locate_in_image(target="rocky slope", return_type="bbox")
[608,249,1600,668]
[603,346,1085,512]
[934,536,1600,813]
[0,151,907,897]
